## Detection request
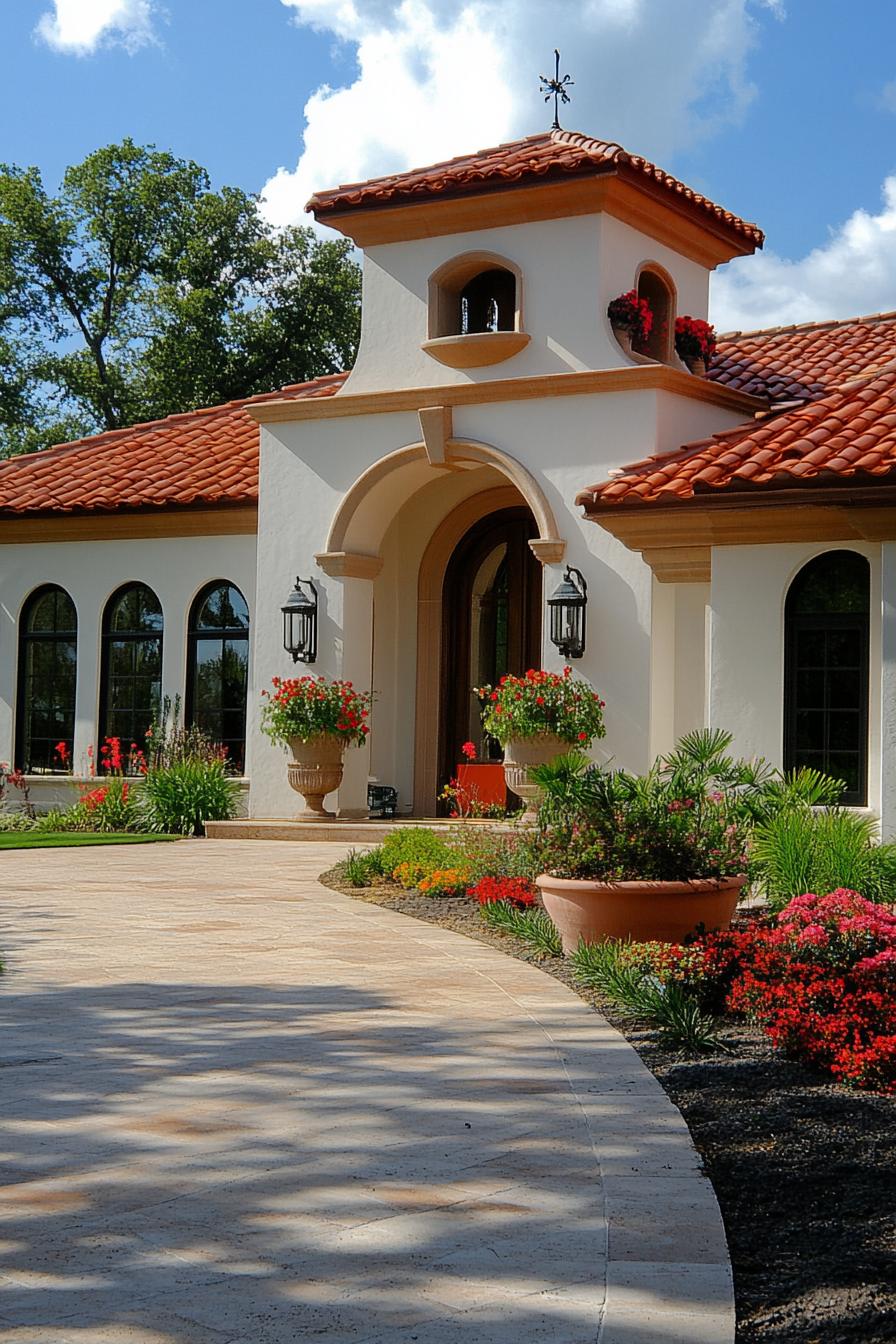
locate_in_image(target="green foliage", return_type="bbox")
[146,695,232,770]
[527,751,592,830]
[0,831,178,849]
[535,758,748,882]
[0,139,360,456]
[33,807,80,833]
[751,806,896,909]
[138,759,239,836]
[0,810,34,832]
[532,729,846,883]
[445,824,544,884]
[570,938,727,1051]
[83,778,139,832]
[376,827,459,878]
[340,848,381,888]
[479,900,563,957]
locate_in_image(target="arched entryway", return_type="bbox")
[439,508,541,795]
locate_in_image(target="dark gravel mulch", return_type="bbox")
[321,872,896,1344]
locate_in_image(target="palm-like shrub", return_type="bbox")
[530,729,845,878]
[138,759,239,836]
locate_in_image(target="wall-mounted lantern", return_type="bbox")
[282,577,318,664]
[548,566,587,660]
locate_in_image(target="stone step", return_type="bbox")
[204,817,466,843]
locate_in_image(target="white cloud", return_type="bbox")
[262,0,777,227]
[36,0,155,55]
[711,176,896,332]
[879,80,896,114]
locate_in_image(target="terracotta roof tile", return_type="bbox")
[308,130,763,250]
[0,375,347,517]
[710,310,896,402]
[578,361,896,509]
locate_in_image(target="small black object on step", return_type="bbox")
[368,784,398,818]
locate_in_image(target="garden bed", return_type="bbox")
[321,868,896,1344]
[0,831,180,849]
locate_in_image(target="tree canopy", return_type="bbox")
[0,140,361,456]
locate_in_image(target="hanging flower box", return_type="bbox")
[674,316,717,375]
[607,289,653,353]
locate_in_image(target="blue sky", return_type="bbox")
[3,1,896,331]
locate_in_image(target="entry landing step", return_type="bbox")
[204,817,470,843]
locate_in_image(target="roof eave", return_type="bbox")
[309,170,760,265]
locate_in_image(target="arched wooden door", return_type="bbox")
[439,508,541,797]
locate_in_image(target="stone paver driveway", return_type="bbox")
[0,840,733,1343]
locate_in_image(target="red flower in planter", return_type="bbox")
[674,316,717,362]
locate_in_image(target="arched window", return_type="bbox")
[100,583,163,753]
[784,550,870,806]
[459,269,516,335]
[16,586,77,774]
[428,253,521,338]
[186,582,250,772]
[635,265,675,361]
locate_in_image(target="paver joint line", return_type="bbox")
[0,839,733,1343]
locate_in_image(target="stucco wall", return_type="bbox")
[0,533,256,786]
[343,212,713,394]
[709,541,883,818]
[250,377,743,817]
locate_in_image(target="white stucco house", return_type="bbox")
[2,130,895,827]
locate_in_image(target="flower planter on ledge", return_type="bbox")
[502,732,567,823]
[287,735,345,820]
[536,873,748,953]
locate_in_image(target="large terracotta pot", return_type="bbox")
[502,733,568,823]
[536,873,748,954]
[287,734,345,820]
[684,355,707,377]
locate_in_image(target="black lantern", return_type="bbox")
[548,565,587,659]
[282,577,318,663]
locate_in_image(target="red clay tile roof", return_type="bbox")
[0,375,347,517]
[579,359,896,509]
[307,130,764,250]
[710,310,896,402]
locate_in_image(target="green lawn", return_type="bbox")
[0,832,181,849]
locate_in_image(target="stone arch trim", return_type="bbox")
[316,438,565,577]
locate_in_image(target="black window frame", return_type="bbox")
[783,550,870,807]
[99,582,164,755]
[185,581,250,773]
[15,584,78,775]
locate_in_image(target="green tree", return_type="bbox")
[0,140,360,456]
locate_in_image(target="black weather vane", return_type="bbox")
[539,49,573,131]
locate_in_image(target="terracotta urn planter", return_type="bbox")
[287,734,345,820]
[536,873,748,953]
[503,732,568,823]
[684,355,707,377]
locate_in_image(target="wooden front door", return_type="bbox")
[439,508,541,799]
